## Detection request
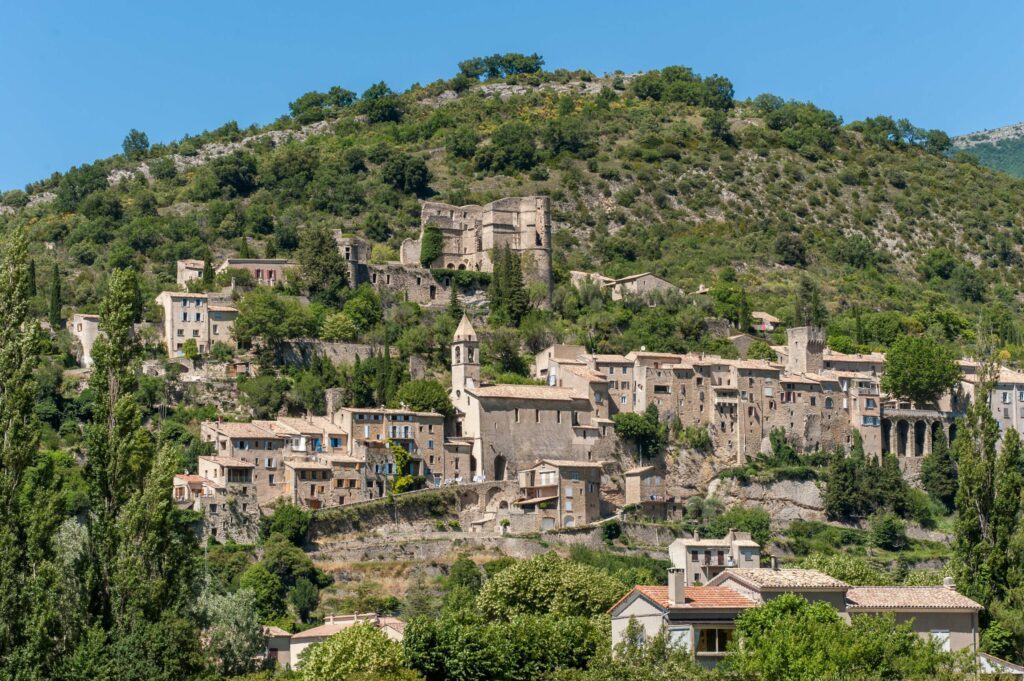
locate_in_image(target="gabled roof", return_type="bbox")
[610,585,755,614]
[198,455,255,469]
[203,421,278,439]
[454,314,477,341]
[469,385,579,401]
[751,311,780,324]
[709,568,848,590]
[846,587,982,611]
[534,458,604,469]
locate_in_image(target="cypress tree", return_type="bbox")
[921,428,957,510]
[27,259,36,297]
[447,282,463,322]
[507,249,529,325]
[202,257,215,286]
[48,263,61,329]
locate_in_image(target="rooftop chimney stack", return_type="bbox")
[668,567,686,606]
[943,576,956,590]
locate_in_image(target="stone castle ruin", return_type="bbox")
[335,196,554,307]
[401,196,552,294]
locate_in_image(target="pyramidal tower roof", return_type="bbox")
[454,314,478,342]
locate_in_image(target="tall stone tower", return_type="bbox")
[785,326,825,375]
[451,314,480,394]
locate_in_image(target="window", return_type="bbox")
[192,330,200,337]
[515,409,520,423]
[696,628,733,655]
[196,312,202,322]
[427,439,434,450]
[212,324,218,334]
[564,499,573,512]
[865,398,877,409]
[1004,392,1012,404]
[268,474,275,485]
[176,329,184,337]
[825,397,833,409]
[930,630,950,652]
[564,486,573,498]
[621,395,627,405]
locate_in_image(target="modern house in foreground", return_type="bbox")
[611,537,985,670]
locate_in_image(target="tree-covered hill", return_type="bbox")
[954,122,1024,178]
[4,56,1024,359]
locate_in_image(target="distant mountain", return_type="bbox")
[954,122,1024,177]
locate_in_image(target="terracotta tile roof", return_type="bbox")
[291,614,397,640]
[563,365,608,382]
[611,585,755,612]
[625,466,656,475]
[198,455,255,468]
[173,474,206,484]
[751,311,780,324]
[286,460,332,470]
[712,568,849,590]
[208,304,237,313]
[846,587,982,611]
[593,354,631,363]
[535,458,605,468]
[469,385,579,401]
[204,421,279,439]
[338,406,444,418]
[263,625,291,637]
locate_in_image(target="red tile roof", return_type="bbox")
[610,585,755,613]
[846,587,982,611]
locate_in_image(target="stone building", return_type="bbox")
[216,258,295,286]
[176,259,205,287]
[451,315,614,482]
[155,291,237,357]
[569,270,684,302]
[512,459,603,531]
[612,540,984,669]
[68,313,101,368]
[402,197,552,294]
[668,530,762,586]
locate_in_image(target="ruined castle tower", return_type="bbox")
[451,314,480,394]
[401,196,553,301]
[785,326,825,375]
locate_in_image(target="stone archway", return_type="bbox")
[896,420,910,456]
[881,419,892,455]
[914,421,927,457]
[493,455,507,481]
[949,422,958,444]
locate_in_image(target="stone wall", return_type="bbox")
[277,339,398,367]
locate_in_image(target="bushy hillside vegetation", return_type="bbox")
[955,134,1024,178]
[3,57,1024,367]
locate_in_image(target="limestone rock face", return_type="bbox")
[708,478,826,524]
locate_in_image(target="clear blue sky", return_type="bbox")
[2,0,1022,191]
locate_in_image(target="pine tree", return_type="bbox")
[921,428,957,510]
[48,263,61,328]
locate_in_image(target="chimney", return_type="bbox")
[770,555,779,570]
[668,567,686,607]
[943,576,956,590]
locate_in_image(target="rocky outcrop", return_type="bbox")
[708,477,826,524]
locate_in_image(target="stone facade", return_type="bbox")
[155,291,237,358]
[403,197,552,295]
[216,258,295,286]
[67,313,101,368]
[513,459,603,531]
[176,259,205,287]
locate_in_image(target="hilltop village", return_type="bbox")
[9,46,1024,678]
[62,195,1024,549]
